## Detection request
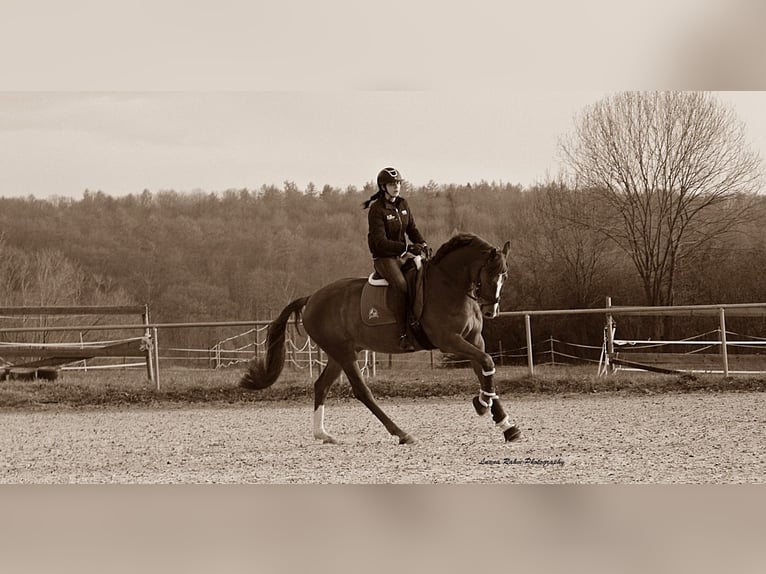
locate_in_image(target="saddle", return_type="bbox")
[360,257,435,349]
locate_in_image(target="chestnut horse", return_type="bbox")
[240,233,521,444]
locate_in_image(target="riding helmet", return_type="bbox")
[377,167,403,191]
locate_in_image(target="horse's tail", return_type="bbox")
[240,297,309,390]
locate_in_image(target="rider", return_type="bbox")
[363,167,429,351]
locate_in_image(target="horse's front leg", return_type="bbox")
[469,361,521,442]
[436,333,521,442]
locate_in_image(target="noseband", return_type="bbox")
[470,283,500,307]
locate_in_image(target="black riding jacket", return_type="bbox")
[367,196,426,259]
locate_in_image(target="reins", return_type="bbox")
[431,249,500,305]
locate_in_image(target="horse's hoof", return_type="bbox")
[399,434,416,445]
[504,426,522,442]
[315,433,338,444]
[472,396,489,416]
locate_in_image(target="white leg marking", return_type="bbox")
[313,405,325,438]
[313,405,338,443]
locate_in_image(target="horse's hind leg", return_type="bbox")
[313,358,343,444]
[341,358,415,445]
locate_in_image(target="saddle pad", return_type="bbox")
[360,283,398,326]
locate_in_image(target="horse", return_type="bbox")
[240,232,521,445]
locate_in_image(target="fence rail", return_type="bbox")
[5,300,766,387]
[499,300,766,376]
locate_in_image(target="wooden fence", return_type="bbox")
[497,299,766,376]
[5,301,766,387]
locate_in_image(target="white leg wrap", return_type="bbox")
[496,416,513,432]
[478,389,499,408]
[482,367,496,377]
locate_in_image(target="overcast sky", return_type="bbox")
[2,0,765,198]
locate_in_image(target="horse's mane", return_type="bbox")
[431,233,494,265]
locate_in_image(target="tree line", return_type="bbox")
[1,180,765,354]
[1,92,763,357]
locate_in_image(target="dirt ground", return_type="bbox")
[1,391,764,483]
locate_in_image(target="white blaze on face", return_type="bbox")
[488,273,504,317]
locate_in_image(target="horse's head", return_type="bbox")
[475,241,511,318]
[430,233,512,318]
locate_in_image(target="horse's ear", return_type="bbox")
[502,241,511,257]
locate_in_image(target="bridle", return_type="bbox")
[428,243,507,306]
[469,257,506,307]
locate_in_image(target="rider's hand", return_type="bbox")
[407,243,424,256]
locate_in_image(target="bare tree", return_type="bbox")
[0,237,32,307]
[530,181,614,309]
[560,91,763,308]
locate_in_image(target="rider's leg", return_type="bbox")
[373,257,414,350]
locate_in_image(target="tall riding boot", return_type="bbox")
[398,291,415,351]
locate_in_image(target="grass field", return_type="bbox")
[1,363,764,410]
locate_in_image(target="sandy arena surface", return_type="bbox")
[1,392,764,483]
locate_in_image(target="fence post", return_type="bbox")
[152,327,160,391]
[143,305,154,383]
[145,332,155,385]
[549,336,554,365]
[498,340,504,366]
[525,314,534,374]
[719,308,729,377]
[79,332,88,373]
[606,296,616,374]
